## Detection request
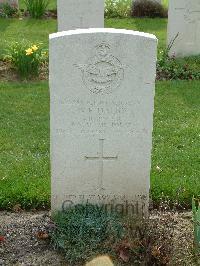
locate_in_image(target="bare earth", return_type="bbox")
[0,211,199,266]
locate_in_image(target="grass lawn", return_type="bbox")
[18,0,57,10]
[0,81,199,210]
[152,81,200,207]
[0,82,50,209]
[0,17,167,58]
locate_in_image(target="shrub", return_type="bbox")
[24,0,49,18]
[132,0,168,18]
[51,204,124,264]
[157,48,200,80]
[0,3,18,18]
[6,41,48,79]
[105,0,132,18]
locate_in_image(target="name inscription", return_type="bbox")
[55,98,136,135]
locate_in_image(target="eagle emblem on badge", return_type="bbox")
[76,43,124,94]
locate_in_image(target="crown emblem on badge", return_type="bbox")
[76,43,124,94]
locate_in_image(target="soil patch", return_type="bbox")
[0,211,199,265]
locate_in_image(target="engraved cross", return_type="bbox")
[85,139,118,189]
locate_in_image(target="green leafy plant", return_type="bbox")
[51,204,124,264]
[192,197,200,250]
[5,41,48,79]
[105,0,132,18]
[157,51,200,80]
[132,0,167,18]
[24,0,49,18]
[0,3,18,18]
[157,36,200,80]
[50,204,176,265]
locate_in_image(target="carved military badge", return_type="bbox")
[76,43,124,94]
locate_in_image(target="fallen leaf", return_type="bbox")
[151,245,161,258]
[0,236,5,242]
[13,204,22,212]
[119,248,130,262]
[35,231,49,240]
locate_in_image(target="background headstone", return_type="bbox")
[50,29,157,215]
[168,0,200,57]
[57,0,104,31]
[0,0,18,8]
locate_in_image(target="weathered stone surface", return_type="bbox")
[50,29,157,215]
[168,0,200,57]
[57,0,104,31]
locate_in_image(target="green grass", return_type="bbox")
[151,80,200,207]
[0,17,167,58]
[106,18,167,50]
[0,19,57,57]
[0,80,199,210]
[18,0,57,10]
[0,82,50,209]
[162,0,168,8]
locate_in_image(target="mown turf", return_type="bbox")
[18,0,57,10]
[106,17,167,50]
[0,82,50,209]
[151,80,200,207]
[0,17,167,58]
[0,18,57,57]
[0,81,199,210]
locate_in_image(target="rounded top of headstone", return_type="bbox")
[50,28,157,42]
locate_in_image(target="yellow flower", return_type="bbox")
[26,48,33,56]
[32,45,38,52]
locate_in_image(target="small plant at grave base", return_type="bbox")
[5,41,48,79]
[50,204,175,265]
[157,36,200,80]
[131,0,168,18]
[192,197,200,252]
[51,204,125,264]
[24,0,49,18]
[105,0,132,18]
[0,3,18,18]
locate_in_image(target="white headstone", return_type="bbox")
[57,0,104,31]
[168,0,200,57]
[0,0,18,8]
[50,29,157,215]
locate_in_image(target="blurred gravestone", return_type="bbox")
[57,0,104,31]
[168,0,200,57]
